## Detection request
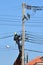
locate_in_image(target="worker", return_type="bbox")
[14,32,22,53]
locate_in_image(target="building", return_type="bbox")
[28,56,43,65]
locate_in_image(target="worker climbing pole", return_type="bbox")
[13,32,22,65]
[14,32,22,53]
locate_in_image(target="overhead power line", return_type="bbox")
[0,23,43,27]
[0,19,43,23]
[0,23,21,26]
[27,21,43,23]
[25,49,43,53]
[25,33,43,45]
[0,33,43,46]
[0,16,43,18]
[0,14,20,17]
[0,34,13,39]
[1,19,43,23]
[0,48,43,53]
[0,14,43,18]
[0,19,21,22]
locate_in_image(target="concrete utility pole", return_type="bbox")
[22,2,25,65]
[21,2,43,65]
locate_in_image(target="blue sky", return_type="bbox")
[0,0,43,65]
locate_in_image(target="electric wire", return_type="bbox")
[25,33,43,45]
[0,21,43,27]
[0,19,43,23]
[0,32,43,40]
[0,24,43,27]
[0,19,21,22]
[0,48,43,53]
[0,34,13,39]
[0,17,43,25]
[0,33,43,45]
[25,49,43,53]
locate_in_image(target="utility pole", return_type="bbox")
[21,2,43,65]
[22,2,25,65]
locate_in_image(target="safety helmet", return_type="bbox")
[14,32,17,35]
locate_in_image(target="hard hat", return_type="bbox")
[14,32,17,35]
